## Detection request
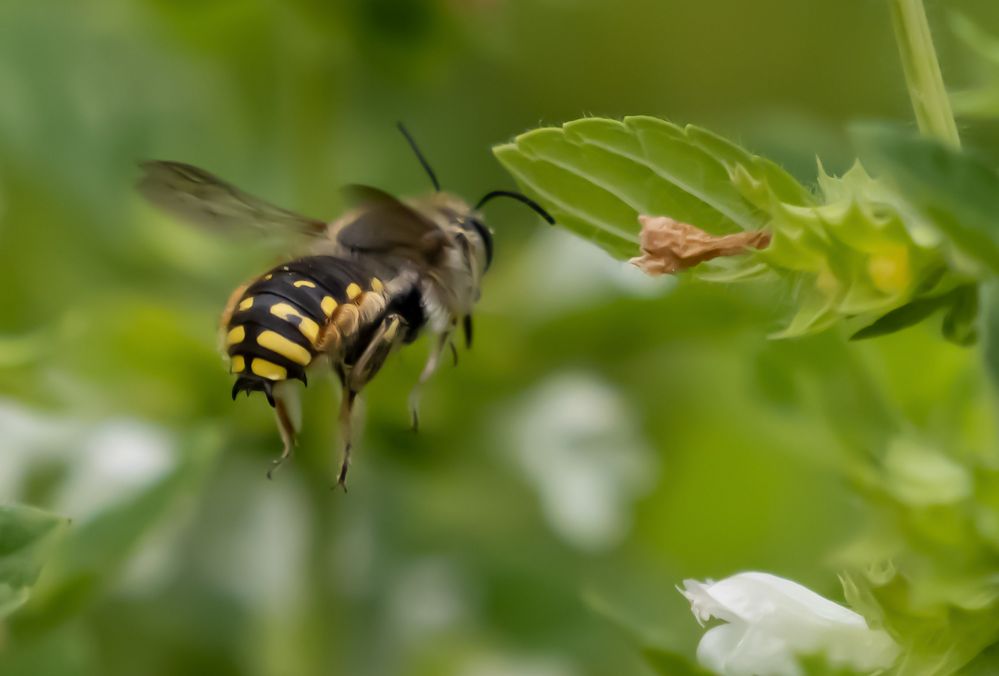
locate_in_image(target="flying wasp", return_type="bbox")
[138,125,554,489]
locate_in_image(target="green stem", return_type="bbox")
[890,0,961,148]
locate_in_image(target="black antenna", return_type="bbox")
[475,190,556,225]
[397,122,440,192]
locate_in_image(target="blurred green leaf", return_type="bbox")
[0,504,68,620]
[842,569,999,676]
[796,655,875,676]
[962,644,999,676]
[852,124,999,276]
[950,12,999,69]
[949,86,999,120]
[0,330,50,369]
[941,284,979,346]
[492,116,801,259]
[850,294,952,341]
[982,281,999,390]
[583,591,708,676]
[641,647,714,676]
[949,13,999,119]
[10,428,220,634]
[850,285,976,341]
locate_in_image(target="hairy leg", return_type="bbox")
[336,313,407,490]
[408,329,451,432]
[267,381,301,479]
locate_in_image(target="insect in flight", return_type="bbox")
[137,125,554,489]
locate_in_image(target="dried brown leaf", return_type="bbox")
[630,215,771,275]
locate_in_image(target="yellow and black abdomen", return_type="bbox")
[225,256,380,391]
[223,255,423,404]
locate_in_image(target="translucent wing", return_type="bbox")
[137,161,327,236]
[332,184,447,265]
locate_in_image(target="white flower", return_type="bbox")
[501,373,657,551]
[679,572,899,676]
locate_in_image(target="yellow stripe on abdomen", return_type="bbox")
[251,358,286,380]
[226,326,245,346]
[257,330,312,366]
[270,303,320,345]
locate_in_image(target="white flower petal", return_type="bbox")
[699,623,801,676]
[681,572,900,675]
[680,579,737,625]
[704,573,867,625]
[696,624,745,675]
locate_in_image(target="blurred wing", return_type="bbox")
[333,184,447,265]
[137,161,326,236]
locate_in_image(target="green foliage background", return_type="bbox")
[3,1,999,675]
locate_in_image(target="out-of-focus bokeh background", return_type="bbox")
[2,1,999,674]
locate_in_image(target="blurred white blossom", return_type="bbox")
[680,572,899,676]
[0,400,176,520]
[503,373,657,551]
[387,557,474,644]
[57,420,174,517]
[512,228,672,319]
[201,466,310,609]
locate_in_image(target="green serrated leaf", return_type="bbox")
[690,134,816,213]
[493,116,792,260]
[0,505,68,620]
[492,140,639,259]
[852,124,999,276]
[496,117,968,341]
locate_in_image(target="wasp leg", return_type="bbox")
[267,381,301,480]
[335,387,357,491]
[348,314,407,392]
[335,314,408,491]
[407,329,451,433]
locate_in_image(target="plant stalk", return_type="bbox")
[889,0,961,147]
